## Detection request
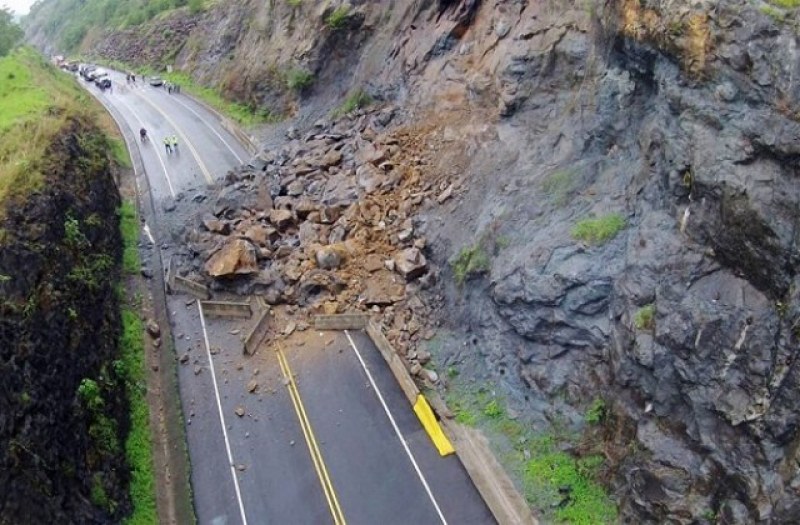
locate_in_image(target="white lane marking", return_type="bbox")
[113,95,176,198]
[166,95,245,163]
[131,90,214,184]
[344,330,448,525]
[143,223,155,245]
[199,303,249,525]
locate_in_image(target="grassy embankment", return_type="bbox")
[0,47,156,523]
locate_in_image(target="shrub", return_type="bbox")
[333,89,372,117]
[326,6,350,29]
[286,68,314,92]
[571,213,625,245]
[584,398,605,425]
[484,399,503,419]
[451,244,490,285]
[77,378,103,411]
[634,304,655,331]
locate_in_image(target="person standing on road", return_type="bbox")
[170,135,179,154]
[164,136,172,155]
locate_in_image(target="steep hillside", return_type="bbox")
[0,49,148,524]
[24,0,800,522]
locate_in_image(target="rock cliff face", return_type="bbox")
[29,0,800,521]
[0,118,129,524]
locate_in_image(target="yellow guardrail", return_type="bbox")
[413,394,455,457]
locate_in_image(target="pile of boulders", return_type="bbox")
[172,107,458,365]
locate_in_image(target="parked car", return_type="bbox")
[149,76,164,87]
[95,78,111,89]
[79,65,96,79]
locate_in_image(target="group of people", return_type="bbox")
[125,73,137,84]
[138,128,179,156]
[164,135,179,155]
[165,81,181,94]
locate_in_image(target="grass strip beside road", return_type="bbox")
[118,199,157,525]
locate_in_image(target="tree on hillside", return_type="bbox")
[0,7,23,57]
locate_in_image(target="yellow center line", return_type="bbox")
[276,345,347,525]
[131,90,215,184]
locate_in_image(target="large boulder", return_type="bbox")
[205,239,259,277]
[393,248,428,281]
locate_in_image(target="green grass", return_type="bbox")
[0,48,97,204]
[287,0,302,6]
[120,308,156,525]
[332,89,372,117]
[109,137,132,169]
[571,213,626,245]
[450,244,490,285]
[633,304,655,331]
[119,196,156,524]
[761,4,787,20]
[770,0,800,8]
[286,68,314,92]
[118,202,140,275]
[584,398,606,425]
[484,399,504,419]
[525,452,616,524]
[443,383,617,523]
[325,6,351,29]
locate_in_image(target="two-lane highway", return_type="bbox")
[83,70,494,525]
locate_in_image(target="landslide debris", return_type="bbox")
[29,0,800,521]
[169,107,448,379]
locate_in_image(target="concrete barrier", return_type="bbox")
[172,275,210,300]
[365,321,419,405]
[244,308,272,356]
[314,313,369,331]
[443,421,537,525]
[201,300,252,319]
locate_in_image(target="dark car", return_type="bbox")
[149,77,164,87]
[95,78,111,89]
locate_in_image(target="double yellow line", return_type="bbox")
[276,345,347,525]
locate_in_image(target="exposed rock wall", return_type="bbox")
[0,118,129,524]
[32,0,800,521]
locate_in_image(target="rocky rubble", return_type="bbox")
[169,107,453,381]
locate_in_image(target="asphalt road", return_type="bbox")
[83,71,494,525]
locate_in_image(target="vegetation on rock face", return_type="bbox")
[451,243,490,285]
[286,68,314,92]
[444,381,617,524]
[332,88,372,117]
[633,304,655,331]
[571,213,626,245]
[325,6,351,30]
